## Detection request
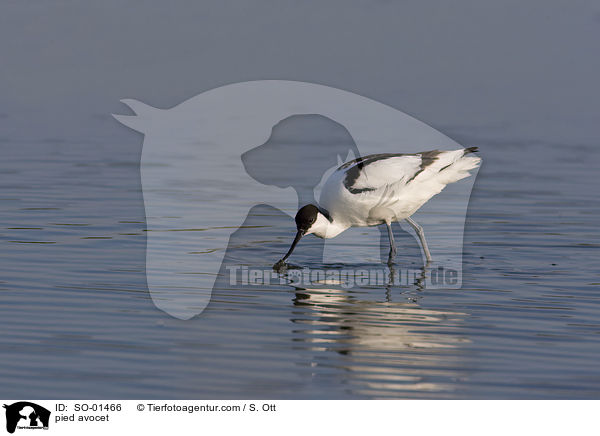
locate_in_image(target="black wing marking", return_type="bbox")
[340,150,441,194]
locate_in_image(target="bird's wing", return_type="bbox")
[338,152,431,194]
[338,149,480,195]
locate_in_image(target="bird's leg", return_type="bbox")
[405,216,432,264]
[385,221,397,265]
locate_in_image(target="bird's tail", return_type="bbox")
[437,148,481,184]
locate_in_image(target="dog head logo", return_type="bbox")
[3,402,50,434]
[113,80,479,320]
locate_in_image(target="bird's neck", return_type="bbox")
[311,212,348,239]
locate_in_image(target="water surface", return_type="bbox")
[1,136,599,399]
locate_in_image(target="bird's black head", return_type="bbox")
[295,204,319,234]
[274,204,323,268]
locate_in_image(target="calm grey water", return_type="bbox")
[1,132,598,399]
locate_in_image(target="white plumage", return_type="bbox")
[275,147,481,267]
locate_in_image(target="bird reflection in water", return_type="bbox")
[285,265,470,398]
